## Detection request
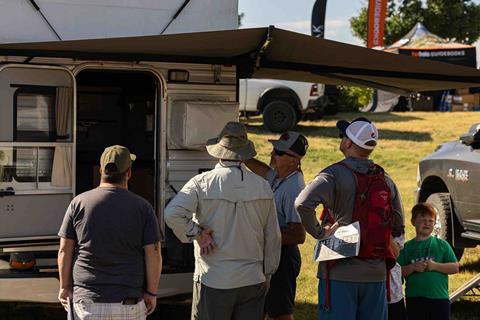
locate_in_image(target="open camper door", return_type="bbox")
[0,64,75,245]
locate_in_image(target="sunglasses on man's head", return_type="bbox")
[274,148,296,157]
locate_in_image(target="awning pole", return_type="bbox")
[160,0,191,35]
[27,0,62,40]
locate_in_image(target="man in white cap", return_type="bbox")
[295,118,404,320]
[245,131,308,320]
[165,122,281,320]
[58,145,162,320]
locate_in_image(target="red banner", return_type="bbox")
[367,0,387,48]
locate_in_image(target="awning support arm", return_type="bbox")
[253,25,274,69]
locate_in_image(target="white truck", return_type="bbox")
[239,79,325,133]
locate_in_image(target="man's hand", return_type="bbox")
[143,294,157,315]
[58,288,72,311]
[261,281,270,295]
[322,222,339,239]
[412,261,428,273]
[197,228,218,256]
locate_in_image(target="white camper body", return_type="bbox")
[0,56,238,303]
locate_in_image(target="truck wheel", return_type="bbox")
[262,100,297,133]
[426,193,464,261]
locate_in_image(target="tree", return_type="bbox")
[350,0,480,46]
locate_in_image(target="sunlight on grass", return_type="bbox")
[245,111,480,320]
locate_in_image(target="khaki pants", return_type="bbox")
[192,281,266,320]
[73,300,147,320]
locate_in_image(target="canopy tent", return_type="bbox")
[386,22,477,68]
[366,23,477,112]
[1,26,480,94]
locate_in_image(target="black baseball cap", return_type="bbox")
[268,131,309,157]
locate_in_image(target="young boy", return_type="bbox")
[398,203,460,320]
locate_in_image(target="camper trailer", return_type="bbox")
[0,0,240,304]
[0,59,239,303]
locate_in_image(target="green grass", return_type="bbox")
[244,112,480,320]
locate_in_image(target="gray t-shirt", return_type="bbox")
[58,187,161,303]
[266,169,304,229]
[295,157,404,282]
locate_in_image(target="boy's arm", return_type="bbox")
[426,261,460,274]
[401,264,415,277]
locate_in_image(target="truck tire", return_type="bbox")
[262,100,297,133]
[426,193,464,261]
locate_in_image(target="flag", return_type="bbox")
[311,0,327,38]
[367,0,387,48]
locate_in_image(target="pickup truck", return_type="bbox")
[416,122,480,260]
[239,79,326,132]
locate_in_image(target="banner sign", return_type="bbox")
[399,47,477,68]
[367,0,387,48]
[311,0,327,38]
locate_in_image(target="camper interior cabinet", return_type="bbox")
[75,70,157,205]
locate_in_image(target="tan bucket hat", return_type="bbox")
[206,122,257,161]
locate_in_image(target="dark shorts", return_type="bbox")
[406,297,450,320]
[388,298,407,320]
[265,245,301,317]
[191,281,266,320]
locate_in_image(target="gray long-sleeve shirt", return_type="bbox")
[295,157,404,282]
[165,161,281,289]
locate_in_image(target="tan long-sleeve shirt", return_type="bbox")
[165,161,281,289]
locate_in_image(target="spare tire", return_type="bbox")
[262,100,297,133]
[426,193,464,261]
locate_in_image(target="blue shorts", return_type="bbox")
[318,279,387,320]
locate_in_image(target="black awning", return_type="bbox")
[1,26,479,92]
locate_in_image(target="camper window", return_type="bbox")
[0,147,54,184]
[14,86,57,142]
[14,147,54,183]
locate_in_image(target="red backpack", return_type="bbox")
[320,162,396,311]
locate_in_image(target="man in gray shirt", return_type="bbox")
[295,118,404,320]
[165,122,281,320]
[58,145,162,320]
[245,131,308,320]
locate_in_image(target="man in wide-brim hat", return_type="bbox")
[165,121,281,320]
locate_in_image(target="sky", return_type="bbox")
[238,0,480,46]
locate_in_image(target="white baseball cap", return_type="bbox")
[336,117,379,150]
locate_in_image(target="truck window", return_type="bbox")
[14,86,57,142]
